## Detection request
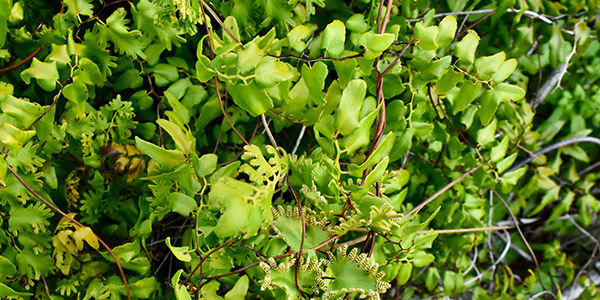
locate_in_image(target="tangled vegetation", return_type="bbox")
[1,0,600,299]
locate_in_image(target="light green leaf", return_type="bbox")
[412,251,435,267]
[287,25,312,52]
[0,95,43,128]
[425,267,440,291]
[415,23,439,51]
[322,20,346,57]
[237,41,263,74]
[490,136,509,162]
[454,80,481,112]
[20,58,59,91]
[437,16,457,48]
[0,123,36,151]
[476,119,497,146]
[157,119,194,154]
[335,79,367,135]
[224,275,249,300]
[346,14,368,32]
[301,61,328,104]
[255,58,293,88]
[64,0,94,17]
[359,32,395,59]
[435,69,463,94]
[495,83,526,102]
[475,52,505,80]
[492,58,518,83]
[165,237,192,262]
[135,137,186,168]
[195,55,215,82]
[364,156,389,187]
[397,262,413,286]
[172,270,192,300]
[63,81,89,104]
[479,90,500,126]
[227,81,273,117]
[454,30,479,65]
[168,193,197,216]
[0,282,33,297]
[151,64,179,87]
[273,215,330,251]
[191,153,217,178]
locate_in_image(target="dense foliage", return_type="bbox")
[1,0,600,299]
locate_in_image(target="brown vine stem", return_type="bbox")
[25,64,75,130]
[6,164,131,300]
[200,234,343,290]
[400,165,481,222]
[182,235,241,285]
[198,1,249,146]
[199,0,244,49]
[261,114,307,298]
[0,45,42,75]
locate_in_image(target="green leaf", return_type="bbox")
[114,69,143,91]
[256,58,293,88]
[437,16,457,48]
[346,14,368,32]
[192,153,217,178]
[0,123,36,151]
[20,58,59,91]
[237,41,264,74]
[63,81,89,104]
[475,52,505,80]
[322,20,346,57]
[397,262,413,286]
[151,64,179,87]
[195,55,215,82]
[301,62,328,105]
[476,119,497,146]
[224,275,249,300]
[0,95,43,128]
[364,156,389,187]
[492,58,518,83]
[335,79,367,135]
[359,32,395,59]
[443,271,465,296]
[495,83,526,102]
[95,7,146,59]
[64,0,93,17]
[135,136,186,168]
[165,236,192,262]
[412,251,435,267]
[326,257,378,294]
[490,136,509,162]
[415,23,439,51]
[479,90,500,126]
[287,25,312,52]
[333,59,357,87]
[273,215,329,251]
[0,282,33,297]
[425,267,440,291]
[455,30,479,65]
[435,69,463,94]
[453,80,482,112]
[227,81,273,117]
[168,192,197,216]
[157,119,194,154]
[172,270,192,300]
[0,255,17,277]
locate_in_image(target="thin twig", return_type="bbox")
[492,190,546,290]
[401,166,481,222]
[0,45,43,75]
[416,226,514,234]
[183,236,241,284]
[6,165,131,300]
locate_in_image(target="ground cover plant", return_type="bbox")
[1,0,600,299]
